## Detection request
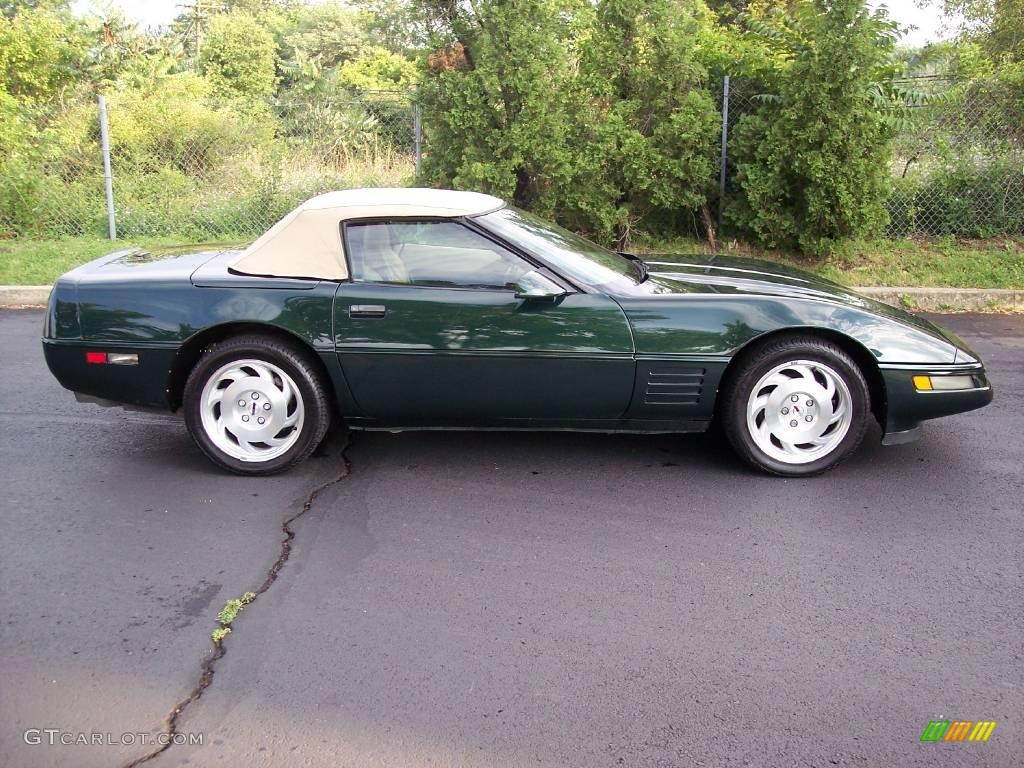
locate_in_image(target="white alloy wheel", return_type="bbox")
[745,359,853,465]
[199,358,305,462]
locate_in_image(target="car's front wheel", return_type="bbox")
[720,336,870,476]
[183,335,331,475]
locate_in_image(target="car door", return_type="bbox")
[333,218,635,424]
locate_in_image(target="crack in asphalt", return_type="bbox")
[122,431,353,768]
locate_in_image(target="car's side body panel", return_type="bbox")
[613,290,989,431]
[622,357,726,422]
[333,282,636,423]
[622,269,961,365]
[42,249,344,410]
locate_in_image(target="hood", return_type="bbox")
[639,253,972,358]
[642,253,858,300]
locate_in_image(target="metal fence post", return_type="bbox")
[98,95,116,240]
[414,101,422,176]
[718,76,730,230]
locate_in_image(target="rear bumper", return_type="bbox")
[43,339,176,409]
[880,363,993,440]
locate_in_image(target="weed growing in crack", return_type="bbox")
[123,435,352,768]
[211,591,256,644]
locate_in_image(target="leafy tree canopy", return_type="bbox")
[200,9,277,100]
[0,4,84,101]
[567,0,720,246]
[727,0,902,253]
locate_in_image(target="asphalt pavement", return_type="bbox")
[1,310,1021,768]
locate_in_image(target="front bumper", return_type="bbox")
[880,363,993,442]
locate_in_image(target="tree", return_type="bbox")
[336,47,418,91]
[727,0,902,253]
[417,0,580,210]
[354,0,433,55]
[1,0,69,20]
[566,0,720,247]
[279,2,368,74]
[923,0,1024,61]
[0,4,85,102]
[222,0,303,10]
[200,9,277,100]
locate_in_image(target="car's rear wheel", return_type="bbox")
[183,335,331,475]
[720,336,870,476]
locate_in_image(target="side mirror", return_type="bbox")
[514,270,566,302]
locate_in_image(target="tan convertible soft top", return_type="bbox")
[229,188,505,280]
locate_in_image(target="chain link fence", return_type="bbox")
[717,75,1024,239]
[0,91,419,242]
[887,77,1024,237]
[714,75,758,229]
[5,79,1022,245]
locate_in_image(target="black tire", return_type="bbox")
[183,334,332,475]
[720,336,870,477]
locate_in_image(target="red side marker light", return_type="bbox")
[85,351,107,364]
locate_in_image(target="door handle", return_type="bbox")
[349,304,387,318]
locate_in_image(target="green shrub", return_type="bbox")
[726,0,900,255]
[12,75,287,239]
[562,0,720,248]
[417,0,578,210]
[201,10,278,101]
[0,6,86,103]
[336,47,418,91]
[417,0,720,248]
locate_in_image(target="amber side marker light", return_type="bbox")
[85,351,138,365]
[913,375,977,392]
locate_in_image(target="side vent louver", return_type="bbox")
[644,367,705,406]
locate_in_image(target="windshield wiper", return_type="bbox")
[618,251,649,282]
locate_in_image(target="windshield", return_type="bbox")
[476,207,640,292]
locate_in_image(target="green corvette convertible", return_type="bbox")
[43,188,992,476]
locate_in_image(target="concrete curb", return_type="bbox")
[0,286,51,308]
[0,284,1021,312]
[855,287,1023,312]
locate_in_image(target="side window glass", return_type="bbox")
[346,221,531,289]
